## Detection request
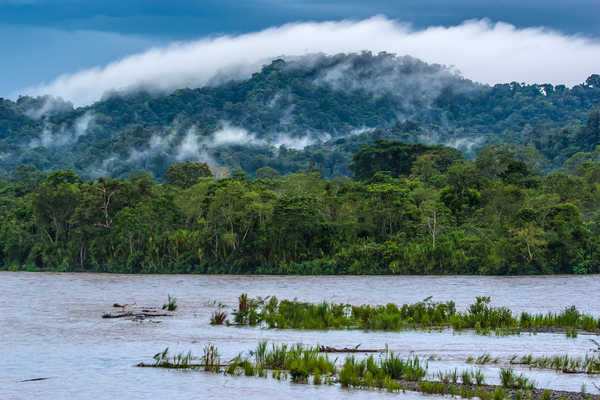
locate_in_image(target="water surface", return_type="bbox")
[2,273,599,399]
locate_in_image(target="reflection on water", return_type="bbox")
[1,272,599,399]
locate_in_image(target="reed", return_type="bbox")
[511,352,600,374]
[202,344,221,372]
[566,327,578,338]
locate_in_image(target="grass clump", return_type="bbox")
[152,347,192,368]
[339,353,427,389]
[499,368,535,390]
[162,294,177,311]
[210,310,228,325]
[509,351,600,374]
[202,344,221,372]
[519,305,600,331]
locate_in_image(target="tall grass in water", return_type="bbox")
[519,305,600,331]
[499,368,536,390]
[232,293,262,325]
[202,344,221,372]
[162,294,177,311]
[210,310,228,325]
[511,352,600,374]
[223,294,600,334]
[339,353,427,388]
[146,343,593,400]
[226,341,336,382]
[152,347,192,368]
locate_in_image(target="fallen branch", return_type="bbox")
[102,311,172,319]
[136,362,232,368]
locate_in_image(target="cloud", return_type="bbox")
[175,127,204,162]
[23,95,73,119]
[22,17,600,106]
[208,123,264,147]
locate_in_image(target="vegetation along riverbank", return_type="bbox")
[138,342,600,400]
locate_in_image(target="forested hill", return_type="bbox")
[1,52,600,179]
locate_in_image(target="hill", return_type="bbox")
[1,52,599,179]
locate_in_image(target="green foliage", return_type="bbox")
[202,344,221,372]
[1,136,600,275]
[510,352,600,374]
[210,309,227,325]
[339,353,427,388]
[499,368,536,390]
[164,161,212,188]
[219,295,599,334]
[152,347,193,368]
[146,341,589,399]
[349,140,463,181]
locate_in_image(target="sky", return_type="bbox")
[2,0,600,102]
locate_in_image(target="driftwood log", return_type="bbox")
[318,344,384,353]
[102,312,172,319]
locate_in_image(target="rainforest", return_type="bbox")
[1,139,599,274]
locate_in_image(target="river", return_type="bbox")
[2,272,599,399]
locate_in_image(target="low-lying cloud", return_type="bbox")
[22,16,600,106]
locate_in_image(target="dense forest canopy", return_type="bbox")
[1,52,599,180]
[1,141,599,274]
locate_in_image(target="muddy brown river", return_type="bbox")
[2,272,599,399]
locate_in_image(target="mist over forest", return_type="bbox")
[1,52,599,181]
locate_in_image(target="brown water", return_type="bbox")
[2,272,600,399]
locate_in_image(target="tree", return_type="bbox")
[412,186,451,249]
[349,140,462,181]
[511,223,547,264]
[164,161,212,189]
[255,166,280,179]
[585,74,600,88]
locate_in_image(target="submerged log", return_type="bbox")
[136,362,232,368]
[102,304,174,320]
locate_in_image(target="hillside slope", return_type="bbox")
[1,52,599,178]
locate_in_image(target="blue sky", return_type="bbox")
[2,0,599,98]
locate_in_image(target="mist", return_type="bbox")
[22,16,600,106]
[29,111,95,148]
